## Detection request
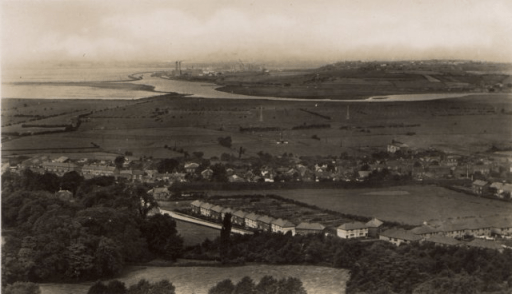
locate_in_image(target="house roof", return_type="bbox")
[245,212,261,221]
[233,210,248,218]
[490,182,504,189]
[82,164,115,172]
[472,180,488,186]
[54,156,69,163]
[435,218,491,232]
[338,222,367,230]
[191,200,203,207]
[424,235,460,246]
[185,163,199,169]
[272,218,295,228]
[200,203,213,209]
[296,222,325,231]
[358,170,371,177]
[56,189,72,196]
[467,239,503,251]
[389,142,408,148]
[502,184,512,192]
[228,175,246,182]
[153,187,169,193]
[366,218,383,228]
[155,173,171,178]
[43,162,78,169]
[410,225,438,235]
[221,207,234,214]
[211,205,224,213]
[258,215,275,224]
[380,229,423,241]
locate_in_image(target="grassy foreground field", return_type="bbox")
[212,186,512,225]
[40,265,350,294]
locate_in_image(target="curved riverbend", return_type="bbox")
[134,74,511,102]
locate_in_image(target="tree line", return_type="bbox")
[183,230,512,293]
[1,173,183,287]
[86,275,307,294]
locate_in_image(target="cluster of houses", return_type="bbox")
[189,200,511,252]
[190,200,384,239]
[5,155,189,183]
[4,143,512,187]
[379,216,512,252]
[472,179,512,199]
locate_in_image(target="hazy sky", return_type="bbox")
[2,0,512,66]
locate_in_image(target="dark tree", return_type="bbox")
[256,276,279,294]
[157,158,180,174]
[239,146,246,159]
[220,153,234,162]
[141,213,183,261]
[60,171,84,195]
[106,280,127,294]
[208,279,235,294]
[87,281,108,294]
[277,277,307,294]
[220,213,232,262]
[413,273,483,294]
[114,156,125,169]
[218,136,232,148]
[233,276,256,294]
[151,280,176,294]
[40,172,61,192]
[126,279,175,294]
[94,237,124,277]
[211,163,228,182]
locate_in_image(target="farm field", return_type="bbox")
[1,98,142,126]
[3,93,512,158]
[201,195,361,228]
[211,186,512,225]
[40,265,350,294]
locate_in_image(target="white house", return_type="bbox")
[337,222,368,239]
[271,218,296,235]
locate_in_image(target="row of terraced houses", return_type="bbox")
[190,200,384,239]
[189,200,511,251]
[379,216,512,252]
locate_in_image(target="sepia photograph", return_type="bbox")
[1,0,512,293]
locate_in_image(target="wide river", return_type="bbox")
[132,75,502,102]
[2,67,510,102]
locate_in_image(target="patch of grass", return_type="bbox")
[40,265,350,294]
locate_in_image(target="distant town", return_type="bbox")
[4,138,512,251]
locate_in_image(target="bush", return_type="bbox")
[218,136,232,148]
